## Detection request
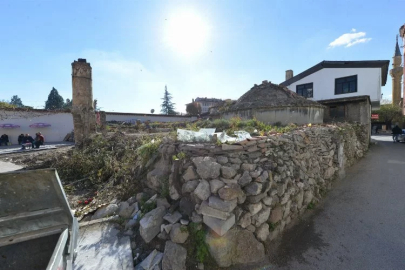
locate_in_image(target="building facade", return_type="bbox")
[194,97,222,113]
[280,60,389,111]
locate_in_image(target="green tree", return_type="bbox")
[10,95,24,107]
[160,85,176,115]
[150,109,155,114]
[186,102,202,115]
[372,102,403,127]
[63,98,73,109]
[45,87,64,110]
[0,100,15,108]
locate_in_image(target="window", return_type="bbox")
[296,83,313,98]
[335,75,357,95]
[329,105,345,118]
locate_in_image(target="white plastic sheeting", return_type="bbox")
[177,128,252,143]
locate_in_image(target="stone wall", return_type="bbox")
[149,123,368,267]
[221,106,324,125]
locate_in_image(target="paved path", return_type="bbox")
[0,161,22,173]
[0,142,73,155]
[74,221,133,270]
[270,135,405,270]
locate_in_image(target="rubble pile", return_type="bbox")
[81,123,368,269]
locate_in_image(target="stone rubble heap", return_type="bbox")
[86,123,368,269]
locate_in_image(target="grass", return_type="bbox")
[307,201,316,210]
[187,223,210,263]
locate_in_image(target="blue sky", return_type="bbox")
[0,0,403,113]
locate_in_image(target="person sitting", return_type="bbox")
[21,134,34,149]
[18,134,24,145]
[0,134,9,146]
[34,132,45,148]
[392,125,402,142]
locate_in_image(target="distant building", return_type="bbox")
[194,97,222,113]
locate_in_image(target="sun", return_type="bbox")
[164,9,210,57]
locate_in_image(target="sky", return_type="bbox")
[0,0,403,113]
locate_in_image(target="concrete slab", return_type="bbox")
[0,161,23,173]
[74,221,133,270]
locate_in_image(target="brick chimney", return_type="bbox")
[286,70,293,80]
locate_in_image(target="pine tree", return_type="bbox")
[9,95,24,107]
[160,86,176,115]
[45,87,64,110]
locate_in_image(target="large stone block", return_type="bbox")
[183,166,198,182]
[218,184,243,201]
[210,179,225,194]
[205,228,265,267]
[221,166,237,179]
[162,241,187,270]
[208,196,237,212]
[200,201,231,220]
[139,206,166,243]
[238,171,253,187]
[192,157,221,179]
[269,206,283,224]
[194,179,211,201]
[92,204,119,220]
[170,223,189,244]
[203,214,235,236]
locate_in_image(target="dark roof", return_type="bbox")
[395,37,401,57]
[280,60,390,87]
[317,95,371,104]
[228,82,324,111]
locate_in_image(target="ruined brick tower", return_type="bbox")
[390,36,403,107]
[71,58,96,147]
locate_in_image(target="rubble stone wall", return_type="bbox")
[153,123,368,267]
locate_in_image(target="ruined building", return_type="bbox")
[219,81,324,125]
[71,59,96,147]
[390,36,403,107]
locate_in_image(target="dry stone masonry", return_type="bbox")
[151,123,367,267]
[86,123,368,269]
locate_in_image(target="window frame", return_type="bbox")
[296,82,313,98]
[334,75,358,95]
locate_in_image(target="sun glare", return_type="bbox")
[164,9,210,57]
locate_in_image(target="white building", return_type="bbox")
[280,61,389,111]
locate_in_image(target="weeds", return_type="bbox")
[307,201,316,210]
[188,223,210,263]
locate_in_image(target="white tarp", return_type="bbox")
[177,128,252,143]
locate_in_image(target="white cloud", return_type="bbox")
[328,29,372,48]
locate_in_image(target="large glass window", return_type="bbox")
[296,83,313,98]
[335,75,357,95]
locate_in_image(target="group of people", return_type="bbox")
[0,134,9,146]
[19,133,45,149]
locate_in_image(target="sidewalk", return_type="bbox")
[0,142,74,155]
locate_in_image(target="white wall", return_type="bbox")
[106,113,196,123]
[286,68,381,103]
[0,111,73,143]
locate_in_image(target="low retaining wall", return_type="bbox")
[149,123,368,267]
